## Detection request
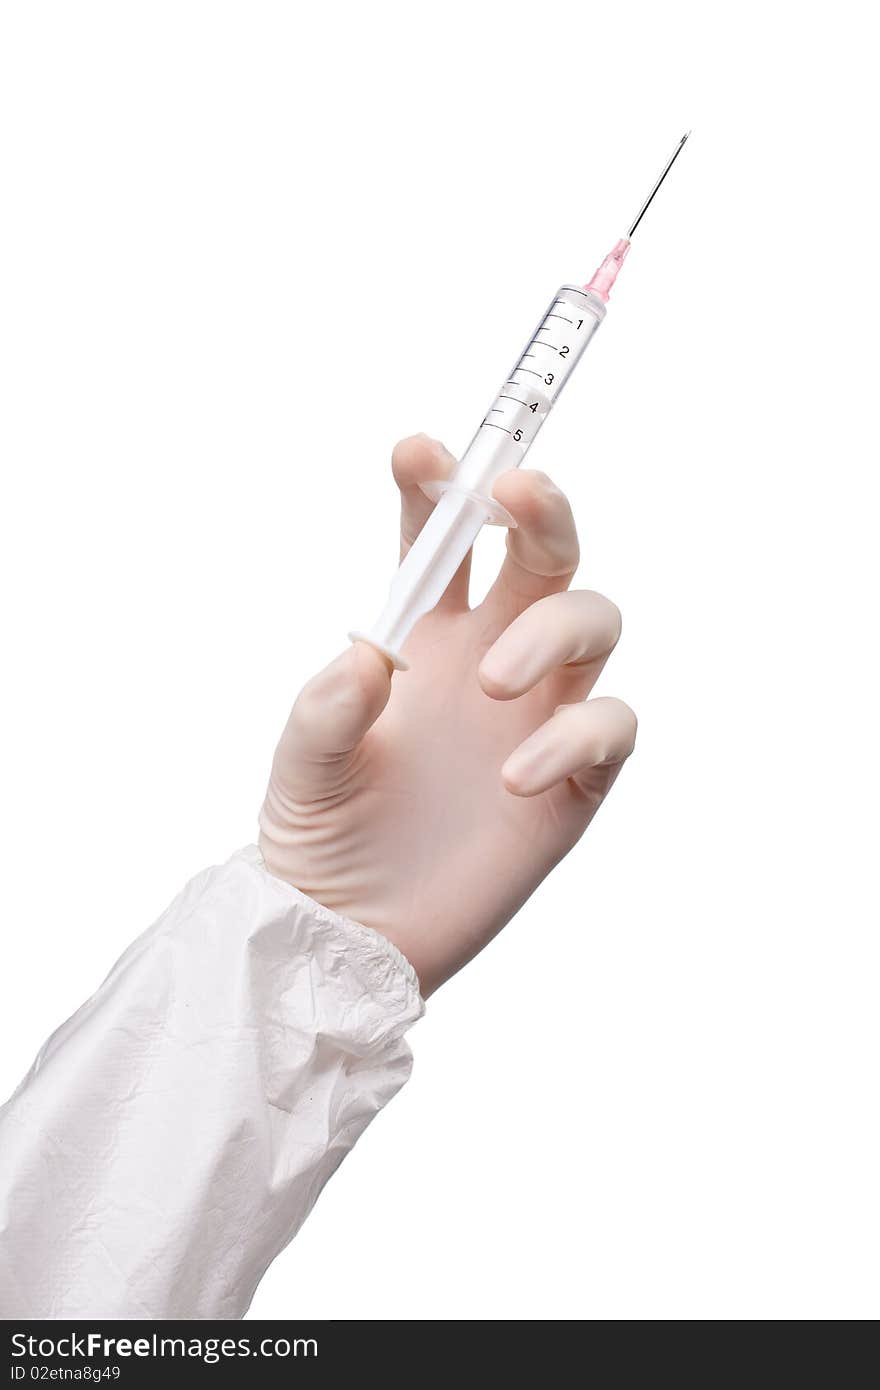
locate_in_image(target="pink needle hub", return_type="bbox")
[585,237,631,302]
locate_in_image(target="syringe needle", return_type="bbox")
[627,131,690,238]
[585,130,691,301]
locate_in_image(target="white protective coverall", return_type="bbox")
[0,847,423,1319]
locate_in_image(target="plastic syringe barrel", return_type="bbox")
[351,284,606,669]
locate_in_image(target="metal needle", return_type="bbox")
[627,131,690,238]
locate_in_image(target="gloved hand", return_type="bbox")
[260,434,636,996]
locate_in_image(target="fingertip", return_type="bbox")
[391,433,430,481]
[491,469,534,518]
[501,758,528,796]
[477,656,517,702]
[593,695,639,762]
[291,644,392,755]
[620,703,639,758]
[349,639,394,711]
[500,750,541,797]
[391,433,455,489]
[488,470,580,590]
[492,468,565,518]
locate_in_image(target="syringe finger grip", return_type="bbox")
[418,480,516,527]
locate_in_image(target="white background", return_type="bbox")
[1,1,877,1320]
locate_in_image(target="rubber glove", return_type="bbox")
[261,434,636,996]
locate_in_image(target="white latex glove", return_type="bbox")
[260,434,636,996]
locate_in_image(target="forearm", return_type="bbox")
[0,848,423,1319]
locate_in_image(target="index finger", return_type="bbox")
[391,433,470,610]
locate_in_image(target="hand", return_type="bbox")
[259,434,637,996]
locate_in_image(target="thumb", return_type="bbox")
[271,643,392,798]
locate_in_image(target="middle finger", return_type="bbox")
[481,469,580,620]
[478,588,622,701]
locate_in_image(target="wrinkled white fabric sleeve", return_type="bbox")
[0,846,424,1320]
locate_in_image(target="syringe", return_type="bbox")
[351,133,690,670]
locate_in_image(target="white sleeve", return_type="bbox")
[0,846,424,1320]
